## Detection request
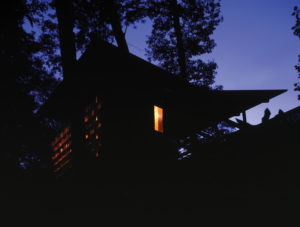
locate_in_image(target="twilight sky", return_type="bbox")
[125,0,300,125]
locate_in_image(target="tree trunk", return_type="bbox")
[105,0,129,53]
[170,0,187,78]
[55,0,77,81]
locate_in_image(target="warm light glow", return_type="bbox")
[154,105,163,133]
[51,126,72,176]
[54,159,70,173]
[83,96,102,158]
[53,150,71,167]
[64,127,69,134]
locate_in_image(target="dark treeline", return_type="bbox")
[0,0,57,179]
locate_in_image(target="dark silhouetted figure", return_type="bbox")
[262,108,271,123]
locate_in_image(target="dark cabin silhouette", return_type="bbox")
[38,39,286,178]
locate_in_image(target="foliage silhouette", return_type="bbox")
[292,5,300,99]
[71,0,147,52]
[146,0,223,87]
[0,0,58,178]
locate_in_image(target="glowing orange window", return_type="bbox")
[154,105,163,133]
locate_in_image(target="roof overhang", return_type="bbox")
[38,40,287,132]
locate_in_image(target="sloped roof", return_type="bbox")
[39,39,287,127]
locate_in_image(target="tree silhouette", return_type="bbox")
[54,0,77,80]
[292,5,300,99]
[0,0,58,177]
[146,0,223,87]
[32,0,146,82]
[104,0,129,52]
[71,0,147,53]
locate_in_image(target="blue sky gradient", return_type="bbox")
[126,0,300,125]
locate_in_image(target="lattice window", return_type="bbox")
[83,96,102,157]
[51,126,72,176]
